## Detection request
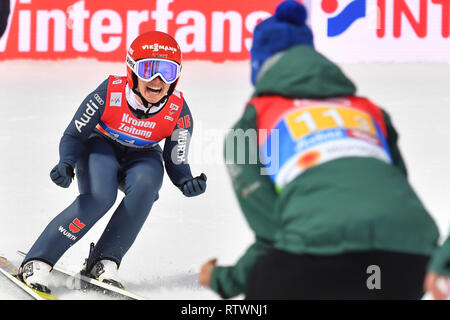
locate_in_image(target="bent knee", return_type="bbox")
[79,191,117,213]
[126,170,163,196]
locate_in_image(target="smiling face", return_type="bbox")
[136,76,171,104]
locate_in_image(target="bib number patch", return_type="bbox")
[260,103,392,192]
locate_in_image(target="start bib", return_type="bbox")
[251,96,392,192]
[96,76,183,148]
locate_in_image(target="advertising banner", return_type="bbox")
[312,0,450,63]
[0,0,279,61]
[1,0,449,63]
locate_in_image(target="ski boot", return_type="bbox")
[81,242,124,289]
[18,260,52,294]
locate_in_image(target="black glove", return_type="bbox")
[178,173,207,197]
[50,162,75,188]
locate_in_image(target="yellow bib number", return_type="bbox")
[285,106,377,140]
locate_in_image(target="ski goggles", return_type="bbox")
[127,55,181,84]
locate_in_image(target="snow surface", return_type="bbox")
[0,59,449,300]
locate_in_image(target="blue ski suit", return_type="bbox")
[23,76,206,270]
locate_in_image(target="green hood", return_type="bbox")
[254,45,357,99]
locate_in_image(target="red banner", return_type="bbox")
[0,0,285,62]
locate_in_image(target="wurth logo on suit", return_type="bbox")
[69,218,86,233]
[58,218,86,241]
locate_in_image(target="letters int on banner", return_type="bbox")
[312,0,450,63]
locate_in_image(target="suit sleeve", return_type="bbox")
[162,98,194,186]
[428,235,450,277]
[58,79,108,167]
[210,238,271,299]
[209,104,278,299]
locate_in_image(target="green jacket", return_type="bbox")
[210,45,440,299]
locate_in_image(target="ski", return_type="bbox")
[17,250,147,300]
[0,256,58,300]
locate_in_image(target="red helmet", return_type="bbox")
[126,31,182,90]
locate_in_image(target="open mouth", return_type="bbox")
[146,86,162,94]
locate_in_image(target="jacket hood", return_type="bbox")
[254,45,357,99]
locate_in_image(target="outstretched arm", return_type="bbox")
[200,239,272,299]
[425,235,450,299]
[199,104,278,299]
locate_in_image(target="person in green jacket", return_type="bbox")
[199,0,440,299]
[425,234,450,299]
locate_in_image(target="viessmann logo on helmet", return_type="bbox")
[142,43,178,53]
